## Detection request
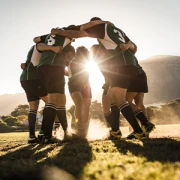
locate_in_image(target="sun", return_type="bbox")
[85,59,105,91]
[72,37,105,91]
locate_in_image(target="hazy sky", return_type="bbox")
[0,0,179,96]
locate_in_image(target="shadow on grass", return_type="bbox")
[0,139,92,180]
[40,140,93,180]
[111,137,180,162]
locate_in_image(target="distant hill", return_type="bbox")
[0,93,27,115]
[140,55,180,104]
[1,55,180,115]
[0,93,73,116]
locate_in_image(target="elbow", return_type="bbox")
[33,37,41,43]
[36,43,44,51]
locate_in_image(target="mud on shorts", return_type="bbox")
[20,79,47,102]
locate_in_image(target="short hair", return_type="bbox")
[76,46,89,60]
[64,45,75,55]
[90,44,101,57]
[90,17,102,21]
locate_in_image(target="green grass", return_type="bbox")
[0,132,180,180]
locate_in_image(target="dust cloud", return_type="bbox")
[55,113,180,140]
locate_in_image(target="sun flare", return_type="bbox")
[86,60,105,91]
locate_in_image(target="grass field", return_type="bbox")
[0,124,180,180]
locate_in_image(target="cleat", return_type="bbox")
[38,131,44,142]
[63,131,78,142]
[103,129,122,140]
[42,136,61,144]
[28,136,39,144]
[126,131,146,140]
[142,122,155,137]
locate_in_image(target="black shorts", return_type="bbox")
[38,65,65,94]
[20,79,47,102]
[127,73,148,93]
[110,65,139,89]
[69,83,92,98]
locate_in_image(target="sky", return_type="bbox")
[0,0,179,96]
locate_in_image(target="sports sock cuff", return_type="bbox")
[119,102,129,111]
[104,112,111,117]
[57,106,66,111]
[134,110,143,116]
[45,103,57,110]
[29,109,37,114]
[110,103,116,107]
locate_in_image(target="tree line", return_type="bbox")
[1,99,180,132]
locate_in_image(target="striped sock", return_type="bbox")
[42,103,57,137]
[57,106,68,132]
[28,109,37,137]
[119,102,142,133]
[110,103,120,131]
[134,110,148,125]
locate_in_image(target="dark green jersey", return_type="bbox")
[68,59,89,87]
[85,24,138,66]
[134,57,145,74]
[20,45,39,81]
[38,34,72,67]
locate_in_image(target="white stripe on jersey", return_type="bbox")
[63,37,72,48]
[98,24,117,50]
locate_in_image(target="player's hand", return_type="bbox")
[119,44,130,51]
[51,28,59,35]
[52,46,63,53]
[20,63,26,70]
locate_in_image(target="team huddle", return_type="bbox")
[20,17,155,144]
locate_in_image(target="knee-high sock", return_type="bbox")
[54,121,61,130]
[134,110,148,125]
[42,103,57,137]
[104,112,112,128]
[119,103,142,133]
[109,103,120,131]
[28,109,37,137]
[56,106,68,132]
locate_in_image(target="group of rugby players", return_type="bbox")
[20,17,155,144]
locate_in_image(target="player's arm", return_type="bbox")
[80,20,114,30]
[51,28,89,38]
[33,34,49,43]
[120,41,137,54]
[64,69,69,76]
[20,63,26,70]
[127,40,137,54]
[119,32,137,54]
[36,43,62,53]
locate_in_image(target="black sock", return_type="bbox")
[104,112,112,128]
[134,110,148,125]
[56,106,68,132]
[42,103,57,137]
[119,103,142,133]
[28,109,37,137]
[110,104,120,132]
[54,121,61,130]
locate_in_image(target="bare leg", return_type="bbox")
[82,97,91,137]
[110,87,143,134]
[134,92,148,117]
